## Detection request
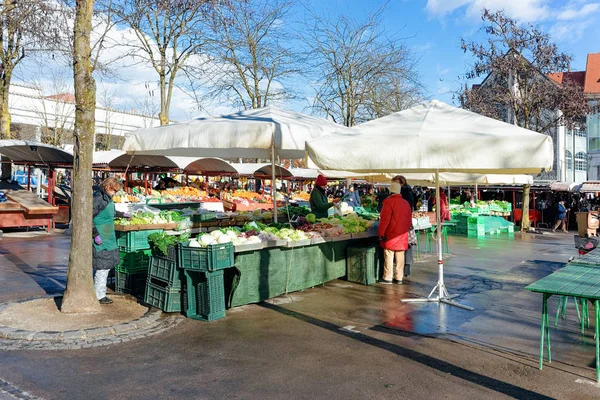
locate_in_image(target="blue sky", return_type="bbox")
[14,0,599,121]
[298,0,600,106]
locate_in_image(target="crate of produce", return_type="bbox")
[115,270,148,296]
[191,212,217,223]
[467,226,486,237]
[144,279,182,312]
[178,242,235,272]
[117,249,152,273]
[115,229,163,252]
[183,270,226,321]
[467,216,483,225]
[347,246,379,285]
[148,256,182,288]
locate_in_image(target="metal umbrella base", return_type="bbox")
[402,281,474,311]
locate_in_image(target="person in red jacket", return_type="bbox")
[432,190,451,222]
[378,181,413,284]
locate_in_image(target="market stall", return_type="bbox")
[306,100,554,310]
[0,140,73,231]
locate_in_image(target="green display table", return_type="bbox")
[227,238,377,307]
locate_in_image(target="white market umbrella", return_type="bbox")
[123,106,350,221]
[306,100,553,310]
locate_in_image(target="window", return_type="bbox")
[566,150,572,170]
[576,128,587,137]
[575,152,587,171]
[566,128,572,136]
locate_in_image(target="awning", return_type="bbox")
[93,150,178,169]
[231,163,293,179]
[170,157,238,175]
[579,182,600,193]
[550,181,581,192]
[0,140,73,165]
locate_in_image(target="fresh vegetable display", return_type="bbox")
[147,232,190,256]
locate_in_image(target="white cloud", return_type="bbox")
[549,17,596,42]
[426,0,552,22]
[556,3,600,20]
[436,65,451,75]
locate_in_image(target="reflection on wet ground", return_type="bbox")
[0,230,593,377]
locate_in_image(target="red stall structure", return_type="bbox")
[0,140,73,232]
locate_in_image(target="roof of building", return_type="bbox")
[547,71,586,87]
[584,53,600,95]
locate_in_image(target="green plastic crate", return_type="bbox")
[178,242,235,272]
[346,246,379,285]
[144,279,182,312]
[148,256,182,288]
[191,212,217,223]
[117,250,152,273]
[183,270,226,321]
[115,270,148,296]
[116,229,162,252]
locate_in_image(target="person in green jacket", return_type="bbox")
[310,174,339,218]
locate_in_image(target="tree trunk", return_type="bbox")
[61,0,101,314]
[520,184,530,233]
[0,81,11,139]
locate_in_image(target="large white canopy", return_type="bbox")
[122,106,349,159]
[306,100,554,174]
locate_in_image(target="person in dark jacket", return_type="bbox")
[378,181,413,284]
[552,201,568,233]
[92,177,123,304]
[310,174,339,218]
[376,187,390,212]
[392,175,414,210]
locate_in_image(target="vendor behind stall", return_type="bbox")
[310,174,339,218]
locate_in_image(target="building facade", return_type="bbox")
[7,83,164,150]
[549,53,600,183]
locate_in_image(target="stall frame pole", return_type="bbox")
[402,169,474,311]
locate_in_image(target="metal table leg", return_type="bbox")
[540,293,548,370]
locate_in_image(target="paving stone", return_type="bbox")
[0,327,19,339]
[32,331,61,341]
[112,323,137,334]
[7,330,36,341]
[84,327,115,339]
[61,330,87,340]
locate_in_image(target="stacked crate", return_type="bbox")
[114,229,162,296]
[145,246,183,312]
[178,242,234,321]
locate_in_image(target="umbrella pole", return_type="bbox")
[272,144,277,223]
[402,170,473,311]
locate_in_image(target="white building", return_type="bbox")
[548,53,600,184]
[7,83,165,150]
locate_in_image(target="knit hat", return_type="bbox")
[390,181,401,194]
[316,174,327,187]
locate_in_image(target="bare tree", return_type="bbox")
[302,5,422,127]
[190,0,301,110]
[459,10,589,133]
[135,81,160,128]
[96,86,119,149]
[61,0,101,314]
[31,70,75,147]
[114,0,218,125]
[0,0,62,139]
[458,9,590,232]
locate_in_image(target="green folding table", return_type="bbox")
[526,263,600,382]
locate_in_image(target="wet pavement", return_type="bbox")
[1,229,599,399]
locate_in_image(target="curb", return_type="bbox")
[0,295,184,350]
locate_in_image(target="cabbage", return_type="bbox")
[226,231,238,240]
[217,235,231,244]
[200,234,216,246]
[210,230,223,238]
